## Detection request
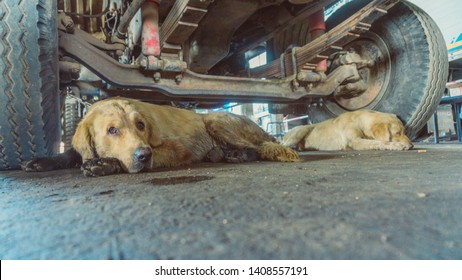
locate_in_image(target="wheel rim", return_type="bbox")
[327,31,392,112]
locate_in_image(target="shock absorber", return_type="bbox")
[141,0,160,57]
[308,8,327,72]
[140,0,186,74]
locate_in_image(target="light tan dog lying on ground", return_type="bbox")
[282,110,413,151]
[23,97,299,176]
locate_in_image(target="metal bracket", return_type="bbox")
[331,51,373,70]
[141,55,187,73]
[291,47,299,79]
[249,0,399,78]
[307,64,360,96]
[280,53,286,78]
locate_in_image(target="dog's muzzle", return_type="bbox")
[133,147,152,164]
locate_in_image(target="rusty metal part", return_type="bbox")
[141,55,187,72]
[72,29,125,52]
[114,0,148,39]
[235,0,335,56]
[160,0,211,54]
[329,50,376,100]
[58,12,75,33]
[153,72,161,82]
[334,80,368,98]
[63,0,111,19]
[63,0,104,33]
[58,0,396,103]
[330,51,373,69]
[306,64,360,95]
[60,30,364,102]
[59,61,81,83]
[250,0,399,78]
[297,70,326,83]
[108,66,360,103]
[141,0,160,57]
[308,8,327,72]
[59,59,101,83]
[334,31,391,110]
[161,43,182,54]
[58,12,125,53]
[59,61,81,77]
[187,0,284,73]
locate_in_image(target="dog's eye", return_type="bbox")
[136,121,145,131]
[108,127,120,135]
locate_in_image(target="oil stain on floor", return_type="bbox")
[146,175,214,186]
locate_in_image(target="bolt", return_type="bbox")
[153,72,161,82]
[61,15,75,33]
[291,79,299,90]
[175,74,182,84]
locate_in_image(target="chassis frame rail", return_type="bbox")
[58,0,399,103]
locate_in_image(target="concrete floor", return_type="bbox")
[0,144,461,259]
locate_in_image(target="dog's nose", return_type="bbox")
[134,147,152,163]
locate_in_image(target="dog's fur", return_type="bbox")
[23,97,299,176]
[282,110,413,151]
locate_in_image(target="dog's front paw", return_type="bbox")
[206,147,225,163]
[81,158,123,177]
[388,142,413,151]
[224,148,258,163]
[22,157,58,172]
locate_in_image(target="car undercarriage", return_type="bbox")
[0,0,449,169]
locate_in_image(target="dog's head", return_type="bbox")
[370,113,413,149]
[72,98,161,173]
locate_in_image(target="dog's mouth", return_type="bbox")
[127,162,148,173]
[115,159,147,174]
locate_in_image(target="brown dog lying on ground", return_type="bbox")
[23,97,299,176]
[282,110,413,151]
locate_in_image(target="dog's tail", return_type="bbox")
[281,125,314,148]
[257,141,300,162]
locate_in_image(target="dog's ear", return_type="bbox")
[371,123,391,142]
[72,115,96,161]
[145,116,162,148]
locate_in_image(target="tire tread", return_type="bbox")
[0,0,59,170]
[307,0,448,139]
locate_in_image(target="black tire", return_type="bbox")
[307,0,448,139]
[63,96,81,151]
[0,0,60,170]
